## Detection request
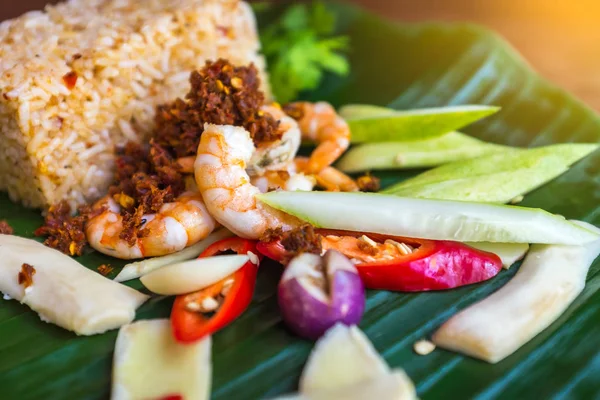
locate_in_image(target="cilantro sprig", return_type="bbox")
[260,1,350,103]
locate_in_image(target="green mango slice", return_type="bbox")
[339,104,499,143]
[336,132,508,172]
[382,143,598,203]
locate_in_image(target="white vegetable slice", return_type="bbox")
[299,324,417,400]
[140,254,249,295]
[112,319,211,400]
[258,191,598,245]
[300,324,390,393]
[272,324,416,400]
[115,229,233,282]
[0,234,148,335]
[274,371,416,400]
[466,242,529,269]
[432,221,600,363]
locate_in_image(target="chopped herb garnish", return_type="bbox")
[260,1,350,103]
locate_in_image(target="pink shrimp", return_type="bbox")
[285,101,350,174]
[194,124,302,239]
[86,192,216,259]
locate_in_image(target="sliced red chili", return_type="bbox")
[171,237,260,344]
[157,395,183,400]
[258,229,502,292]
[256,239,287,262]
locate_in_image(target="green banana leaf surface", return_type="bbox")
[2,3,600,399]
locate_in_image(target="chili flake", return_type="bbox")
[18,263,36,289]
[217,25,234,38]
[97,264,114,276]
[62,71,78,90]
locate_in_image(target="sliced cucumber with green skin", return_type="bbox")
[466,242,529,269]
[339,104,500,143]
[383,143,598,203]
[385,167,568,203]
[336,132,508,173]
[257,191,599,245]
[387,143,598,189]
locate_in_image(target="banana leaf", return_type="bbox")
[2,2,600,399]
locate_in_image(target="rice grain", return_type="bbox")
[0,0,271,210]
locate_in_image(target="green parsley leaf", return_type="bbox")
[310,1,335,35]
[260,1,350,103]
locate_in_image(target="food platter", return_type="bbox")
[1,2,599,399]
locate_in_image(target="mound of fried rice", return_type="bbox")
[0,0,270,210]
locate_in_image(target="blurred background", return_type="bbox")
[4,0,600,110]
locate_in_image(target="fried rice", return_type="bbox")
[0,0,271,210]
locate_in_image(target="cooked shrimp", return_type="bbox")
[176,104,301,177]
[247,104,302,176]
[194,123,301,239]
[251,170,316,193]
[285,101,350,173]
[294,157,358,192]
[251,156,356,193]
[86,192,216,259]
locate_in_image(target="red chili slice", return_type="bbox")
[157,395,183,400]
[258,229,502,292]
[170,237,260,344]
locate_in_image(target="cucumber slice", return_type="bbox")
[257,191,599,245]
[383,143,598,203]
[339,104,499,143]
[336,132,507,172]
[385,167,568,203]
